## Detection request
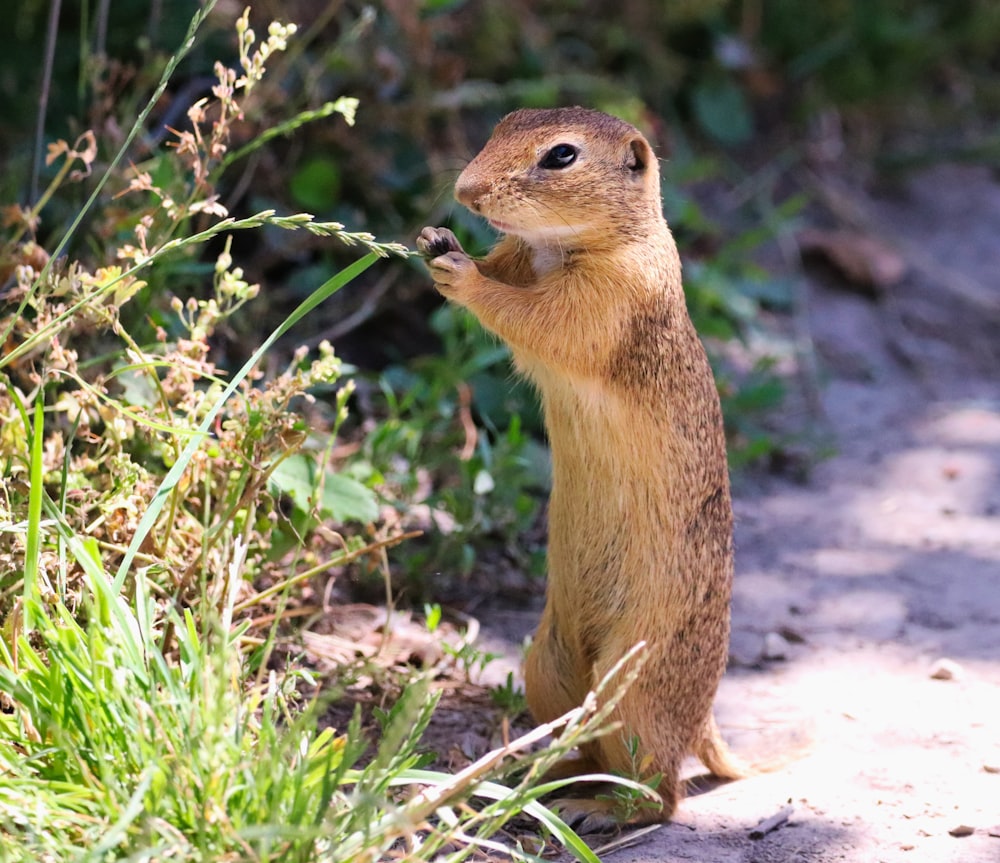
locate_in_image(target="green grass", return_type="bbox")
[0,513,653,860]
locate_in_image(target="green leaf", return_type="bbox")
[737,275,795,310]
[290,157,341,211]
[114,363,158,408]
[424,603,442,632]
[691,78,753,145]
[270,453,378,524]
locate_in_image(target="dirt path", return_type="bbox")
[604,164,1000,863]
[475,163,1000,862]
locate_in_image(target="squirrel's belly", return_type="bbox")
[540,371,640,455]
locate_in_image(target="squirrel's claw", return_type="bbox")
[417,226,463,259]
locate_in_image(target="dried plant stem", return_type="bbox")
[30,0,62,205]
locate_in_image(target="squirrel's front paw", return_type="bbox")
[417,226,464,259]
[425,250,477,294]
[417,226,478,300]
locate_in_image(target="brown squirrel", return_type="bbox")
[418,107,742,828]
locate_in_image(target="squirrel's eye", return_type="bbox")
[538,144,579,169]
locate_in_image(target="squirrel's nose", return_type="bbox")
[454,167,489,211]
[454,183,482,211]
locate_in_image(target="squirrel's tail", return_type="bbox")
[693,714,751,780]
[694,713,815,779]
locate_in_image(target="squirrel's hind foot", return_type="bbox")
[549,789,667,834]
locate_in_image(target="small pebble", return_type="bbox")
[763,631,790,661]
[949,825,975,838]
[778,626,806,644]
[984,764,1000,774]
[929,658,962,681]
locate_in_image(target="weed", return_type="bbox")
[423,604,504,682]
[490,671,529,719]
[596,735,666,825]
[443,635,502,683]
[423,601,444,633]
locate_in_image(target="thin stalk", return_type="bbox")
[215,98,358,177]
[0,211,408,372]
[232,530,420,615]
[94,0,111,57]
[13,144,78,248]
[23,391,47,633]
[30,0,62,205]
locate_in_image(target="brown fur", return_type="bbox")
[418,107,743,826]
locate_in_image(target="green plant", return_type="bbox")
[0,463,658,861]
[442,633,502,683]
[424,604,505,683]
[490,671,529,718]
[717,357,789,470]
[423,601,444,632]
[0,552,346,859]
[760,0,1000,109]
[355,303,546,589]
[0,500,653,861]
[595,735,665,826]
[0,1,403,593]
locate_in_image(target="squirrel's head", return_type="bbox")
[455,107,663,248]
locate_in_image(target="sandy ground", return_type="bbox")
[471,163,1000,862]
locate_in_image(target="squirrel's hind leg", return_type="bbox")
[524,609,591,726]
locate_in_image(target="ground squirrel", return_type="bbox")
[418,107,743,827]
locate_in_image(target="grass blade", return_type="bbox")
[22,390,46,633]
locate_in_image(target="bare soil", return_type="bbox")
[470,163,1000,862]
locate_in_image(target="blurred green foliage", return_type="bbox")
[353,304,547,591]
[761,0,1000,109]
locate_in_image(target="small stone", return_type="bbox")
[763,631,790,661]
[929,658,962,681]
[989,826,1000,839]
[949,825,975,838]
[983,764,1000,774]
[778,626,806,644]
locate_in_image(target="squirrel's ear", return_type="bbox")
[627,137,653,175]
